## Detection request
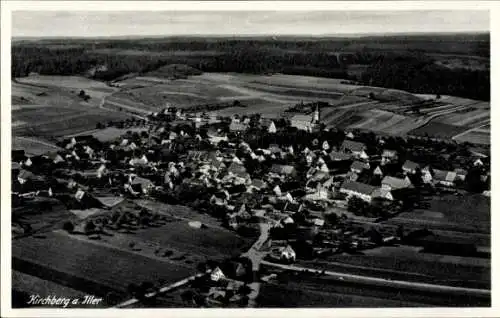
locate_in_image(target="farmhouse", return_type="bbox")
[340,140,368,159]
[371,188,394,201]
[381,176,413,191]
[278,245,296,263]
[229,121,249,133]
[267,121,277,134]
[350,161,370,174]
[432,169,457,187]
[381,149,398,164]
[340,180,377,202]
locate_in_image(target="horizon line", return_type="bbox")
[12,30,490,40]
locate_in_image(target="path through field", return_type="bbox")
[218,84,294,104]
[452,121,491,141]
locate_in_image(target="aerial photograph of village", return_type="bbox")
[9,9,490,309]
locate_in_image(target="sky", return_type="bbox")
[12,11,489,37]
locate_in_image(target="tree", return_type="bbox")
[397,225,405,239]
[181,290,195,305]
[62,221,74,233]
[238,284,252,296]
[325,213,339,225]
[84,220,96,234]
[347,196,368,215]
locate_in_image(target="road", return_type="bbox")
[114,273,205,308]
[102,98,150,118]
[260,261,490,298]
[240,222,271,306]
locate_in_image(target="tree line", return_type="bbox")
[12,40,490,101]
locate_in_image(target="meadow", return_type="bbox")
[12,232,193,295]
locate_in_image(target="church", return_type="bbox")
[290,104,320,132]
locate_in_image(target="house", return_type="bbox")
[381,176,413,191]
[421,166,433,184]
[290,114,318,132]
[329,151,352,162]
[311,218,325,227]
[345,171,359,182]
[231,170,252,185]
[210,267,226,282]
[248,179,267,192]
[279,192,296,203]
[322,141,330,151]
[267,121,277,134]
[340,180,377,202]
[284,202,303,214]
[278,245,296,263]
[268,144,282,155]
[350,161,370,174]
[17,169,34,185]
[129,155,148,166]
[402,160,419,174]
[282,216,295,225]
[372,166,384,177]
[24,157,33,167]
[304,185,329,201]
[130,176,155,194]
[371,188,394,201]
[381,149,398,164]
[433,169,457,187]
[454,168,467,181]
[340,140,368,159]
[228,162,246,175]
[229,121,249,133]
[273,185,282,196]
[207,129,229,144]
[270,164,296,177]
[473,158,484,167]
[210,194,227,206]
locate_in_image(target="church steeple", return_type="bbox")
[313,103,320,123]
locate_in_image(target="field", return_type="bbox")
[12,270,103,308]
[12,72,490,145]
[90,127,149,143]
[12,136,62,156]
[453,129,490,145]
[12,79,130,140]
[408,122,469,139]
[389,194,490,234]
[12,232,193,298]
[257,271,488,307]
[297,252,489,290]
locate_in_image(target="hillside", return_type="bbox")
[142,64,202,80]
[11,34,490,101]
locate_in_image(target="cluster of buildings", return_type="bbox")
[11,104,490,259]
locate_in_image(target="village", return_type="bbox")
[11,102,491,307]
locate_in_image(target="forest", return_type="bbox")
[11,34,490,100]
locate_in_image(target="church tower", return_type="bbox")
[312,104,320,123]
